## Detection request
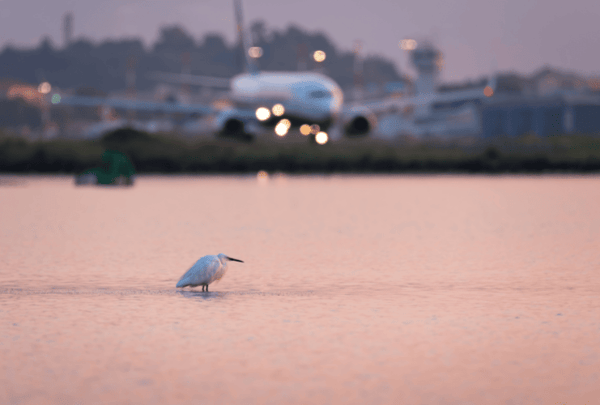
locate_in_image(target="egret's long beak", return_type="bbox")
[228,257,244,263]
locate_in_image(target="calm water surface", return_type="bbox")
[1,175,599,404]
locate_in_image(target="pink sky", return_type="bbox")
[1,0,598,82]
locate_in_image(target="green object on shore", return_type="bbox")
[76,150,135,186]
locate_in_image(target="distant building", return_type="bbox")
[481,95,600,137]
[529,67,591,96]
[480,67,600,137]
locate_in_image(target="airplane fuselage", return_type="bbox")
[229,71,344,128]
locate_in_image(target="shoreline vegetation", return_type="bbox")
[1,128,600,174]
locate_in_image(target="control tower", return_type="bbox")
[410,42,442,96]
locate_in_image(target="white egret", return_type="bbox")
[176,253,244,291]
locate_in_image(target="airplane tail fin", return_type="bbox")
[234,0,259,74]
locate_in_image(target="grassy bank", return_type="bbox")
[1,128,600,174]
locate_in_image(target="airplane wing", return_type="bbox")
[346,75,498,114]
[146,72,231,89]
[53,95,215,115]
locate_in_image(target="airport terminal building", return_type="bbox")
[481,95,600,138]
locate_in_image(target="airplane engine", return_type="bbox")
[215,109,256,141]
[343,107,377,137]
[222,117,245,135]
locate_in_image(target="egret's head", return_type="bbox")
[218,253,244,263]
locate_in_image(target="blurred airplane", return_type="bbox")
[145,0,380,142]
[150,70,347,139]
[52,0,375,143]
[52,1,495,142]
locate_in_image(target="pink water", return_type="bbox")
[1,175,599,404]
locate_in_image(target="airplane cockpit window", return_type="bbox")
[308,90,331,99]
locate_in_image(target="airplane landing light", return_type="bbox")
[275,119,291,137]
[300,124,311,135]
[315,131,329,145]
[313,50,326,63]
[272,104,285,116]
[256,107,271,121]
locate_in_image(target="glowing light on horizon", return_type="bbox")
[51,94,61,104]
[310,124,320,135]
[315,131,329,145]
[38,82,51,94]
[272,103,285,116]
[300,124,311,135]
[484,86,494,97]
[248,47,263,58]
[7,84,43,106]
[313,50,326,62]
[399,39,417,51]
[256,107,271,121]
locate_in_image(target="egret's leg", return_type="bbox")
[202,285,205,292]
[206,285,209,292]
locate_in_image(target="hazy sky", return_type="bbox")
[1,0,598,82]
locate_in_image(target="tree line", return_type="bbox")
[0,22,404,94]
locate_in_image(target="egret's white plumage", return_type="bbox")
[176,253,243,291]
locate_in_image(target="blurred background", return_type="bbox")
[1,0,599,173]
